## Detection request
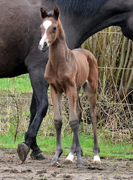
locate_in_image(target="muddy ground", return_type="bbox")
[0,148,133,180]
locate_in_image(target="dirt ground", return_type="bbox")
[0,148,133,180]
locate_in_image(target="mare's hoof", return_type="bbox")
[30,152,46,160]
[17,143,29,162]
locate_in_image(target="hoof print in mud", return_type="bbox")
[88,163,105,171]
[63,174,72,180]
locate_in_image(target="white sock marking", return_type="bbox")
[93,155,101,162]
[66,152,75,162]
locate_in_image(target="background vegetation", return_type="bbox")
[0,27,133,158]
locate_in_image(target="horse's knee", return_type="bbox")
[40,99,49,118]
[54,119,62,130]
[69,120,79,131]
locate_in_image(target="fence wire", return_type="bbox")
[0,77,132,142]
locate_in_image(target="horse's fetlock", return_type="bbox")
[54,119,62,129]
[93,146,100,153]
[58,149,63,157]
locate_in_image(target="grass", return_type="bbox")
[0,131,133,160]
[0,74,32,93]
[0,74,133,160]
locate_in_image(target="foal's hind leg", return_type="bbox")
[66,86,83,166]
[85,81,101,163]
[66,89,82,162]
[50,87,63,165]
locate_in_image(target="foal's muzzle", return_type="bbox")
[38,42,48,52]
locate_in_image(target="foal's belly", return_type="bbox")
[72,50,89,87]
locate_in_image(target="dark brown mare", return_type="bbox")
[0,0,133,162]
[39,7,100,166]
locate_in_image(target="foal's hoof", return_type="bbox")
[30,152,46,160]
[93,160,101,164]
[17,143,29,162]
[93,155,101,164]
[51,161,60,167]
[64,159,73,164]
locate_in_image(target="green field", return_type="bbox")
[0,74,133,160]
[0,131,133,159]
[0,74,32,93]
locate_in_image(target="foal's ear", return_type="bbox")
[40,8,47,19]
[53,6,60,20]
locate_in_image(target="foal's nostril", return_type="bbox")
[44,42,47,47]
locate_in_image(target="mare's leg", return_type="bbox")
[17,51,49,162]
[66,86,83,166]
[50,87,63,165]
[85,81,101,163]
[66,89,82,162]
[29,93,47,160]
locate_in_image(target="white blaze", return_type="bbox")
[39,20,52,48]
[43,20,52,30]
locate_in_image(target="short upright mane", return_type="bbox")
[50,0,107,16]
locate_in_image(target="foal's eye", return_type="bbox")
[53,26,57,33]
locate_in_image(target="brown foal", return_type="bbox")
[39,7,100,166]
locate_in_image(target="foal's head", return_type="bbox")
[39,7,60,52]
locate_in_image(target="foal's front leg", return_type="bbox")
[66,87,83,167]
[66,91,82,162]
[50,87,63,165]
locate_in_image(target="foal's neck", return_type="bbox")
[49,19,69,64]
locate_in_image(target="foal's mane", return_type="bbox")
[47,0,107,16]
